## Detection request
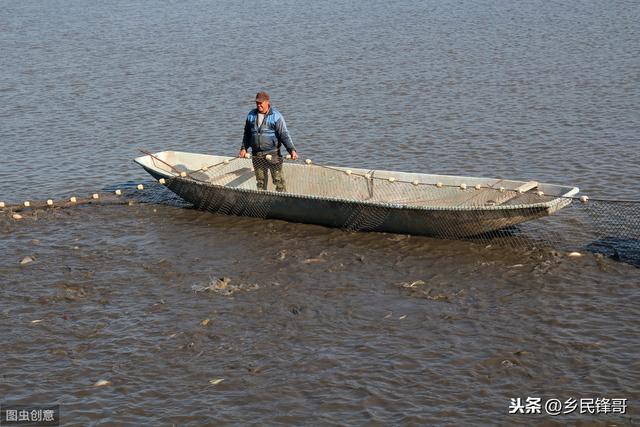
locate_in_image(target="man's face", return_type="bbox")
[256,100,270,114]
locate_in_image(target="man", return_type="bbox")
[239,91,298,192]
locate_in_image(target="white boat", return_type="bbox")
[134,150,579,238]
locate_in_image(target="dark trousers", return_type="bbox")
[252,154,286,192]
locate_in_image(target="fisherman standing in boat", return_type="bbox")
[239,91,298,192]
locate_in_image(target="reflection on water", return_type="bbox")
[585,237,640,267]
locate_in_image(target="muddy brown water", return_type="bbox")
[2,0,639,424]
[1,200,638,425]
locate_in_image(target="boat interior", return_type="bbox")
[135,151,579,209]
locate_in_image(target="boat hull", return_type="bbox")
[164,175,552,237]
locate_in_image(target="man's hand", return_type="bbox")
[238,149,247,158]
[290,150,298,161]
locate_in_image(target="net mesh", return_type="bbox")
[125,155,638,265]
[2,152,638,265]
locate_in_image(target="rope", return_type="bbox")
[3,151,640,265]
[133,150,640,207]
[139,152,594,202]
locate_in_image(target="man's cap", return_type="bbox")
[255,91,270,102]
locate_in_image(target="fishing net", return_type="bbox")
[3,153,639,265]
[148,155,640,265]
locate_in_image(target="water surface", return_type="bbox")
[1,0,639,425]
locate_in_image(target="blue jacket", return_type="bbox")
[241,106,296,155]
